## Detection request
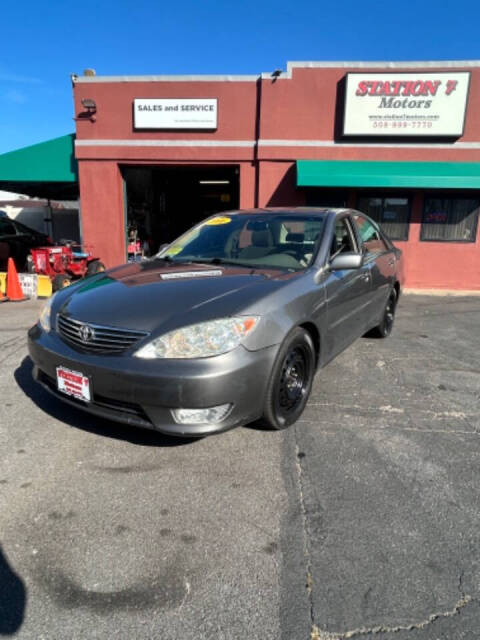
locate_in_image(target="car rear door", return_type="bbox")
[323,214,373,360]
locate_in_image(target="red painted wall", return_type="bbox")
[78,161,126,267]
[74,80,258,143]
[73,65,480,290]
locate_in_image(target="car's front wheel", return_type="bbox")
[261,327,315,430]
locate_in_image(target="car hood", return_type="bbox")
[57,260,294,334]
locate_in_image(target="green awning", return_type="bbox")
[0,134,78,199]
[297,160,480,190]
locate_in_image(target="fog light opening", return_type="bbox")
[172,404,233,425]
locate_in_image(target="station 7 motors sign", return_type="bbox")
[343,72,470,137]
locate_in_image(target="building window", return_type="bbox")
[421,197,479,243]
[352,214,388,254]
[356,196,410,241]
[306,189,349,208]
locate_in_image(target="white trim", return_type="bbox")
[259,139,480,150]
[75,138,480,150]
[74,74,259,83]
[287,60,480,72]
[404,288,480,296]
[261,60,480,80]
[75,139,256,148]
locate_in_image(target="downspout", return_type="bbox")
[254,76,262,208]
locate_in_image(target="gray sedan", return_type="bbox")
[28,208,403,436]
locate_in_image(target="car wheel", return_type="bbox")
[52,274,72,291]
[86,260,106,276]
[371,289,397,338]
[261,327,315,430]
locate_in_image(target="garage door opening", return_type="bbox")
[123,165,239,259]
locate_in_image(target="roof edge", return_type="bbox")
[73,74,260,83]
[73,61,480,84]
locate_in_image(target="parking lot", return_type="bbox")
[0,294,479,640]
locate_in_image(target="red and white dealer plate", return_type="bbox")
[56,366,91,402]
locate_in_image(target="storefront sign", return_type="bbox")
[343,72,470,136]
[134,98,217,129]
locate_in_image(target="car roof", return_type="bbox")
[219,207,347,216]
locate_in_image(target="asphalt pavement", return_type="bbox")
[0,295,479,639]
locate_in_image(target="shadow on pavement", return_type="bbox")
[0,545,26,635]
[14,357,197,448]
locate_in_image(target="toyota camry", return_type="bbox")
[28,208,403,436]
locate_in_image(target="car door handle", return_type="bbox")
[360,272,371,282]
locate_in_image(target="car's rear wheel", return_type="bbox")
[371,289,397,338]
[261,327,315,430]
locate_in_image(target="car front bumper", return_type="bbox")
[27,324,278,437]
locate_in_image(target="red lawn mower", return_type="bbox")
[29,241,105,291]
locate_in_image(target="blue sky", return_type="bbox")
[1,0,478,154]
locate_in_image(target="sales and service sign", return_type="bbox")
[134,98,217,129]
[343,72,470,136]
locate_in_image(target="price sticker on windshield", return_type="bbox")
[164,245,183,256]
[205,216,231,226]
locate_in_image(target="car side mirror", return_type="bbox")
[329,252,363,271]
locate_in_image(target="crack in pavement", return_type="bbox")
[0,342,29,365]
[311,594,473,639]
[298,420,480,437]
[307,402,478,422]
[293,426,316,634]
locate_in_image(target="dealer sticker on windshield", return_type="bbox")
[56,366,91,402]
[205,216,231,225]
[161,269,223,280]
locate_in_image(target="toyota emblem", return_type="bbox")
[79,324,95,343]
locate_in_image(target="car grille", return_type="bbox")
[56,314,149,354]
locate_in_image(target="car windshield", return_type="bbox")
[156,213,327,271]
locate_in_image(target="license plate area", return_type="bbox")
[56,366,91,403]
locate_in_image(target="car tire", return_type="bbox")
[261,327,316,430]
[86,260,106,276]
[371,289,397,338]
[52,274,72,291]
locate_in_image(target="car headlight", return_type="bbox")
[134,316,259,359]
[39,296,54,332]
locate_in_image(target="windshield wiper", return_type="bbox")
[194,257,257,269]
[157,256,257,269]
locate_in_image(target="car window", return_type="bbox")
[158,213,327,271]
[330,218,357,259]
[0,219,17,236]
[353,214,388,253]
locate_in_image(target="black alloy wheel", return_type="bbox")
[262,327,316,430]
[372,289,397,338]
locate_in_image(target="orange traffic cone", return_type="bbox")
[6,257,27,302]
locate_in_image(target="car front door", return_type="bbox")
[351,213,397,327]
[323,214,373,361]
